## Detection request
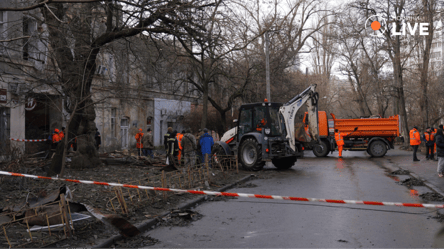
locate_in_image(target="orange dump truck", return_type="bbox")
[300,111,400,157]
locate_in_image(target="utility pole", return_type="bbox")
[265,31,271,101]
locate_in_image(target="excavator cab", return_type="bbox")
[237,103,283,140]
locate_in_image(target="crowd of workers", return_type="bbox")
[410,124,444,177]
[134,127,214,167]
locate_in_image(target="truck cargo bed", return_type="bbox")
[332,114,400,138]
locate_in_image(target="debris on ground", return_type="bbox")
[432,211,444,222]
[159,209,203,227]
[420,192,444,202]
[400,178,424,187]
[236,182,258,188]
[391,169,410,175]
[112,235,159,248]
[0,152,250,247]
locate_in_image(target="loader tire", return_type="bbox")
[368,140,387,157]
[239,138,265,171]
[313,140,329,157]
[272,156,297,170]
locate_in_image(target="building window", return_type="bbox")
[23,16,29,60]
[0,11,7,54]
[111,108,116,137]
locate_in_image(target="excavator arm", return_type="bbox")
[279,84,319,152]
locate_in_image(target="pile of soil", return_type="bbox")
[420,192,444,202]
[391,169,410,175]
[400,178,424,187]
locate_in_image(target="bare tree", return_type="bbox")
[0,0,219,176]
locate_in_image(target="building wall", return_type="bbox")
[153,98,191,147]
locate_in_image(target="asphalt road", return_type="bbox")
[143,149,444,247]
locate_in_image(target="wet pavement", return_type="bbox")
[137,148,444,248]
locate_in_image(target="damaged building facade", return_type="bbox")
[0,3,68,159]
[92,37,200,152]
[0,1,201,158]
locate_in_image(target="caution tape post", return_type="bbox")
[0,170,441,209]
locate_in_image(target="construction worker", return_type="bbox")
[423,127,435,160]
[438,125,444,161]
[436,128,444,177]
[432,127,438,161]
[199,128,214,167]
[142,128,154,158]
[176,130,184,164]
[94,128,101,151]
[164,127,173,152]
[334,129,346,158]
[52,128,60,150]
[135,128,144,156]
[182,130,197,169]
[166,130,179,165]
[410,126,421,161]
[59,127,65,140]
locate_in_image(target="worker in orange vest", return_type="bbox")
[176,130,184,164]
[424,127,435,160]
[334,129,348,158]
[59,127,65,140]
[51,128,60,150]
[135,128,144,156]
[410,126,421,161]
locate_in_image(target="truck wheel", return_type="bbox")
[272,156,297,170]
[313,140,329,157]
[239,138,265,171]
[368,140,387,157]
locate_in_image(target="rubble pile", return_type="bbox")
[0,153,247,247]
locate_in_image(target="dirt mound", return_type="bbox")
[391,169,410,175]
[400,178,424,187]
[420,192,444,202]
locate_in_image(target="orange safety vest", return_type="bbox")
[59,131,65,140]
[176,133,183,150]
[432,129,437,141]
[410,129,421,145]
[135,133,143,148]
[424,132,433,141]
[335,132,344,146]
[52,133,60,143]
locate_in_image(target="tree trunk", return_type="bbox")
[201,84,208,130]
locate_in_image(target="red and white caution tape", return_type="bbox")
[0,170,442,209]
[10,138,47,142]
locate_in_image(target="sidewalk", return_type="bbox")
[387,146,444,196]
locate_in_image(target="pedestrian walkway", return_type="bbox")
[385,146,444,196]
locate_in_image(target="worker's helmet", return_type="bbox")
[54,129,60,133]
[139,128,142,132]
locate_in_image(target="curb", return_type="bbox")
[408,171,444,197]
[93,174,255,248]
